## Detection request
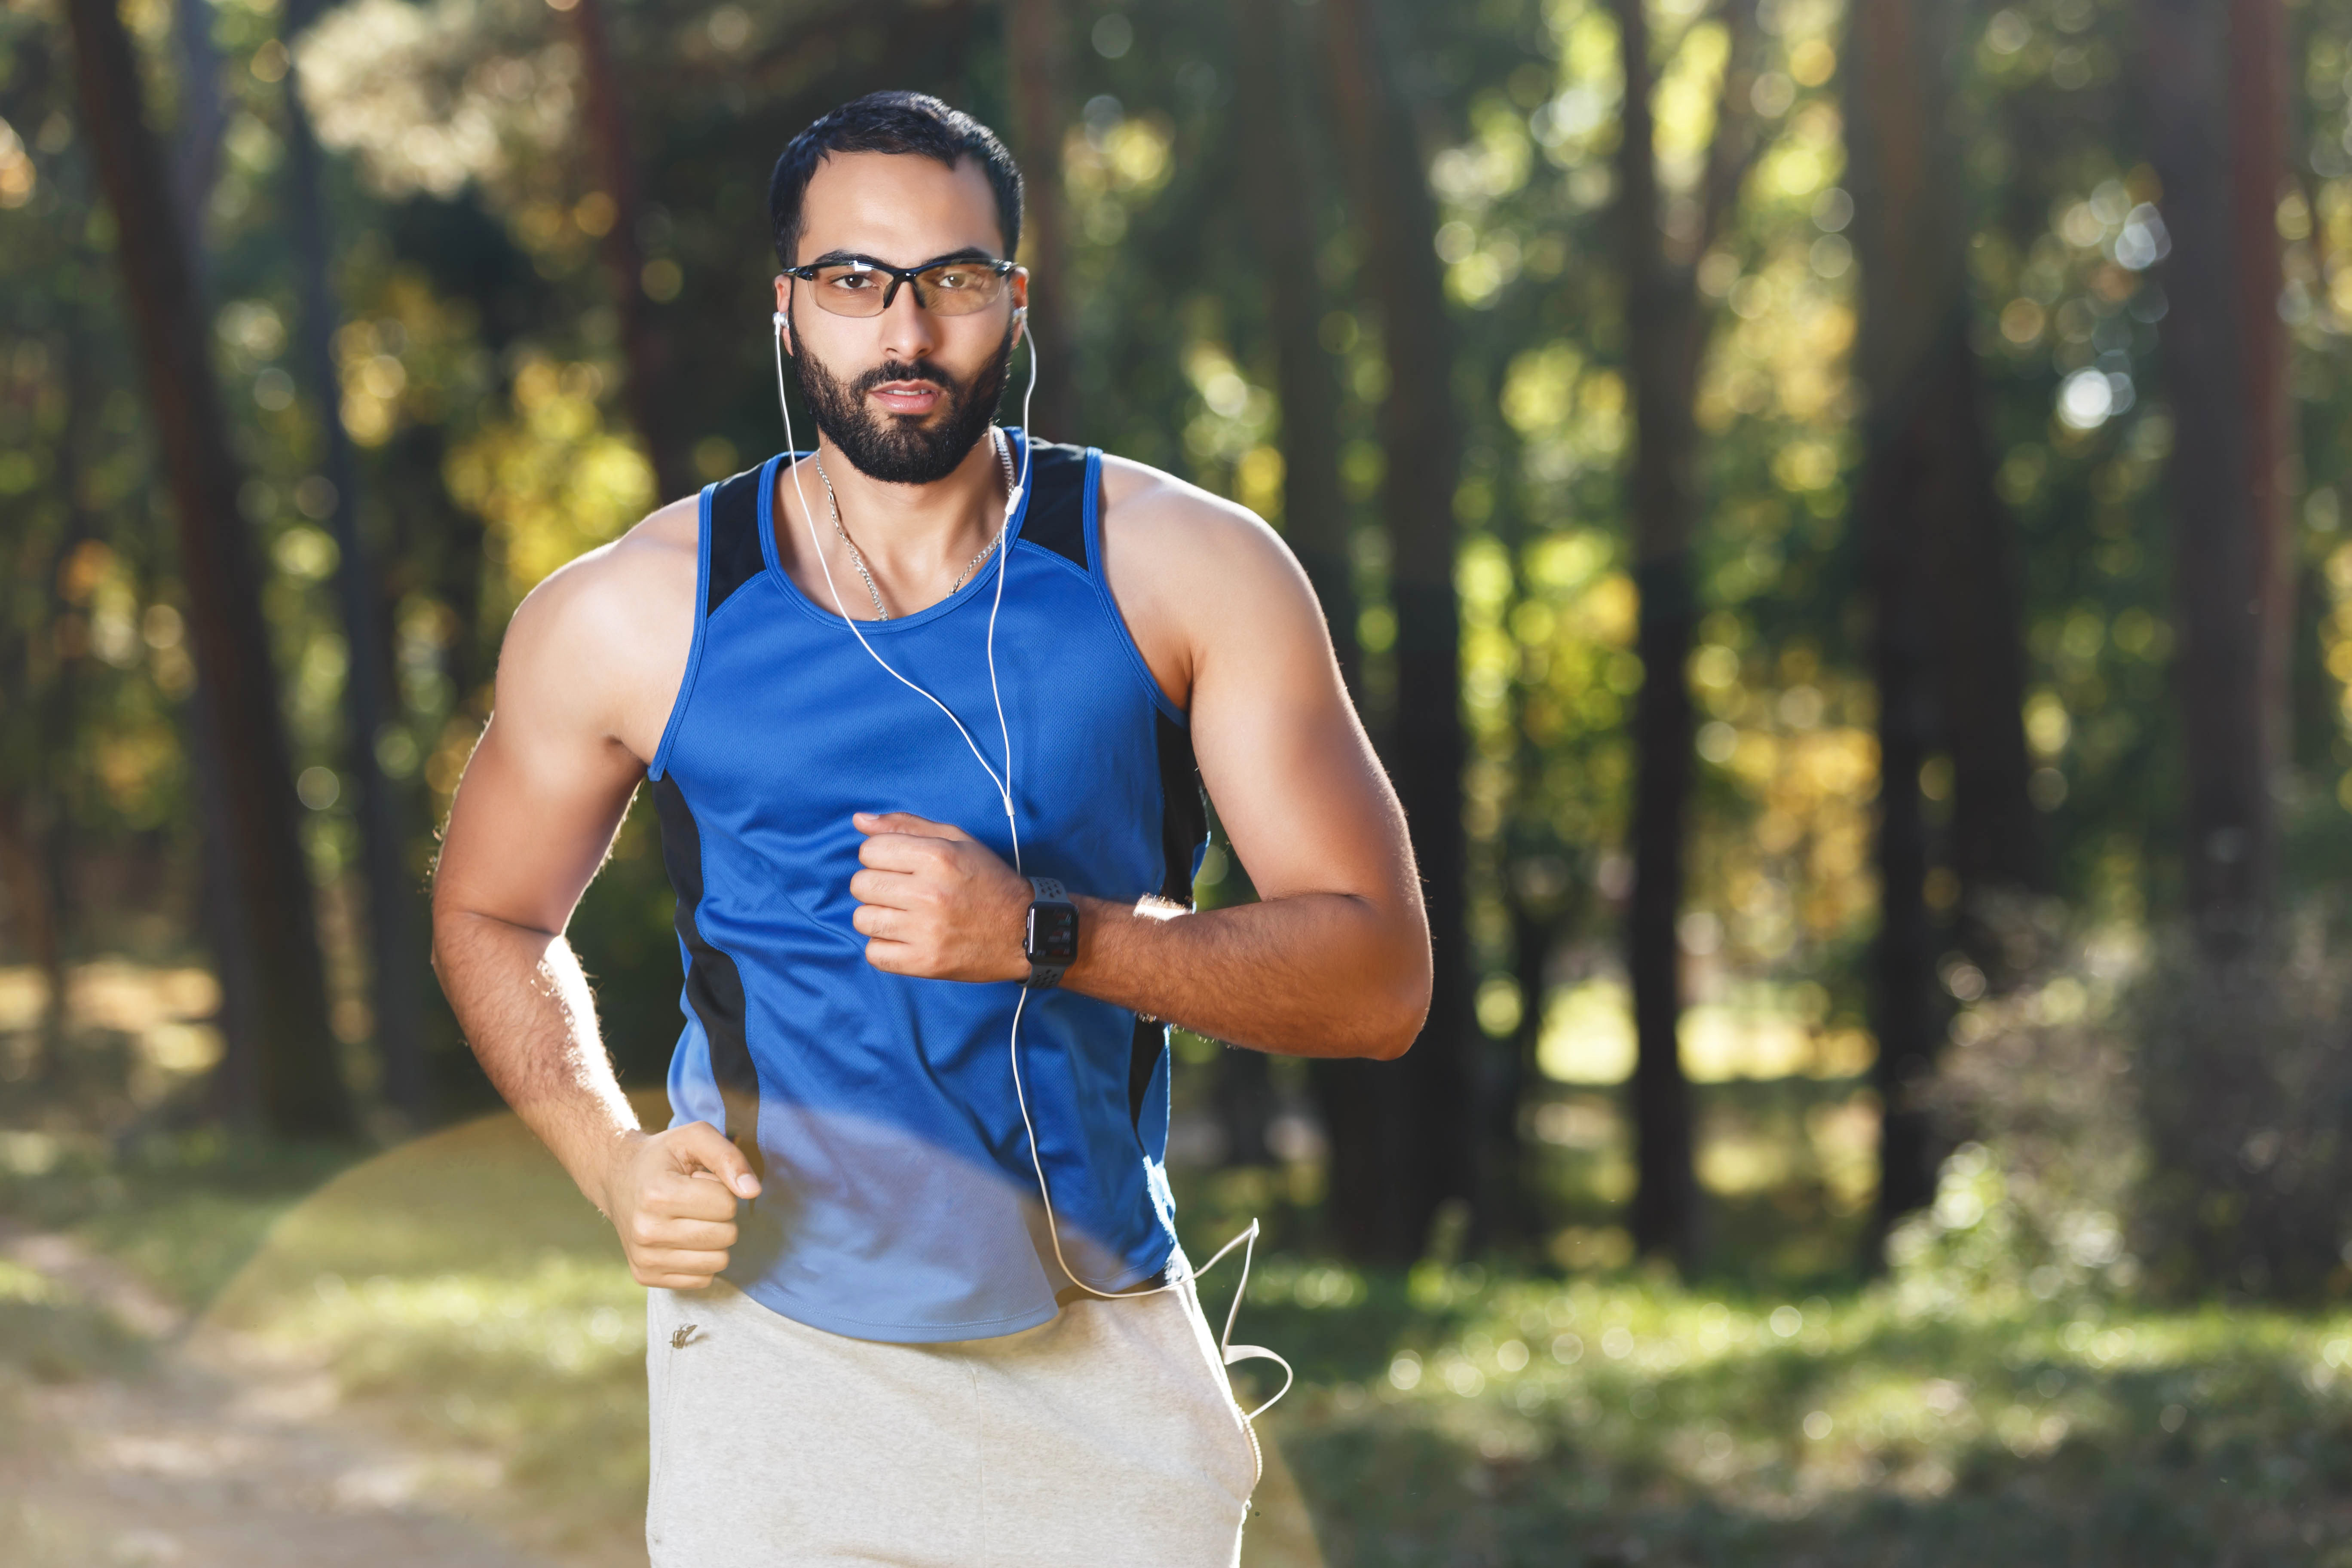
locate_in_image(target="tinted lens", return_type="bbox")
[806,263,891,317]
[799,262,1007,317]
[914,263,1007,315]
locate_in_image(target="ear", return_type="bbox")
[772,276,796,357]
[1010,266,1030,350]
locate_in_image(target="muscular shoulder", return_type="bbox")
[496,495,701,763]
[1096,456,1324,713]
[1097,455,1292,584]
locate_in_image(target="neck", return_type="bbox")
[781,426,1014,619]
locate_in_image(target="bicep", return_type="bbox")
[1185,538,1416,913]
[434,623,648,937]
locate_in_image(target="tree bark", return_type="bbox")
[1609,0,1698,1268]
[1845,0,2040,1245]
[1488,891,1562,1248]
[285,1,432,1126]
[65,0,350,1137]
[169,0,226,268]
[1004,0,1078,443]
[1318,0,1474,1264]
[1227,0,1383,1227]
[153,0,269,1108]
[1605,0,1769,1268]
[566,0,689,504]
[1227,0,1360,703]
[2142,0,2288,956]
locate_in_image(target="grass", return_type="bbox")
[7,1109,2352,1565]
[1247,1267,2352,1565]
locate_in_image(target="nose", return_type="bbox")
[875,279,937,365]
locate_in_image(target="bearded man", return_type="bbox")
[431,90,1429,1568]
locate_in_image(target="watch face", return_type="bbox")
[1029,903,1079,965]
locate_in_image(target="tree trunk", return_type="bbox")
[566,0,689,504]
[65,0,350,1138]
[1931,346,2039,923]
[2143,0,2288,956]
[1004,0,1078,444]
[156,0,269,1106]
[1227,0,1384,1233]
[1488,892,1560,1249]
[284,4,432,1126]
[1845,0,2040,1246]
[1608,0,1703,1268]
[169,0,226,266]
[1847,0,1939,1245]
[1228,0,1360,704]
[1317,0,1475,1264]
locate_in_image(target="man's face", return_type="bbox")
[775,151,1027,486]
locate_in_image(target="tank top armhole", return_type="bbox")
[1079,447,1190,729]
[645,480,717,782]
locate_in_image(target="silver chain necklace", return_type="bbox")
[812,428,1017,622]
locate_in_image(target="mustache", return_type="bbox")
[851,359,956,397]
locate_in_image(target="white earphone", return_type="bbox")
[769,289,1289,1420]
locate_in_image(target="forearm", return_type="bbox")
[1062,891,1426,1059]
[430,909,643,1213]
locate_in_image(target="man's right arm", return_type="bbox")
[430,506,758,1290]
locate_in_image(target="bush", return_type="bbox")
[1889,906,2144,1304]
[2132,910,2352,1300]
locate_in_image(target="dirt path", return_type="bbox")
[0,1223,562,1568]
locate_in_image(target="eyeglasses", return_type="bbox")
[783,252,1017,318]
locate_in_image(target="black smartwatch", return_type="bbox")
[1023,876,1079,989]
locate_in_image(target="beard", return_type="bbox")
[793,315,1014,486]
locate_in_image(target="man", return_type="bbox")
[432,91,1429,1567]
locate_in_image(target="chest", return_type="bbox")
[662,550,1176,900]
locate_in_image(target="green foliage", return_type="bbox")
[1891,905,2145,1305]
[9,0,2352,1306]
[16,1134,2352,1566]
[2134,911,2352,1302]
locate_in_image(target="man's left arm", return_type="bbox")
[848,490,1430,1061]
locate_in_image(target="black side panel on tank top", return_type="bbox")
[652,774,763,1171]
[706,466,769,618]
[1016,442,1091,570]
[1132,711,1210,1127]
[1153,711,1208,906]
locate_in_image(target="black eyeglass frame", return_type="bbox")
[781,250,1020,317]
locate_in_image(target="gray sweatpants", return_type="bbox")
[644,1274,1260,1567]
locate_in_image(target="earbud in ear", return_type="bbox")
[772,310,787,328]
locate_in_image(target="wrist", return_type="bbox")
[1057,893,1129,992]
[1020,876,1079,988]
[585,1128,648,1218]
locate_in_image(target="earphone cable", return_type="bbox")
[770,300,1289,1422]
[771,312,1017,827]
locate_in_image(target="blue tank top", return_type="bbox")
[646,432,1205,1343]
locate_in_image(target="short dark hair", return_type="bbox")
[768,92,1024,270]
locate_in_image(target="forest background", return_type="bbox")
[9,0,2352,1562]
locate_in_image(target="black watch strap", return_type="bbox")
[1024,876,1075,990]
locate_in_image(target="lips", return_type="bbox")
[868,380,943,416]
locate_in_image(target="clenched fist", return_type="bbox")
[850,811,1038,981]
[598,1121,760,1289]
